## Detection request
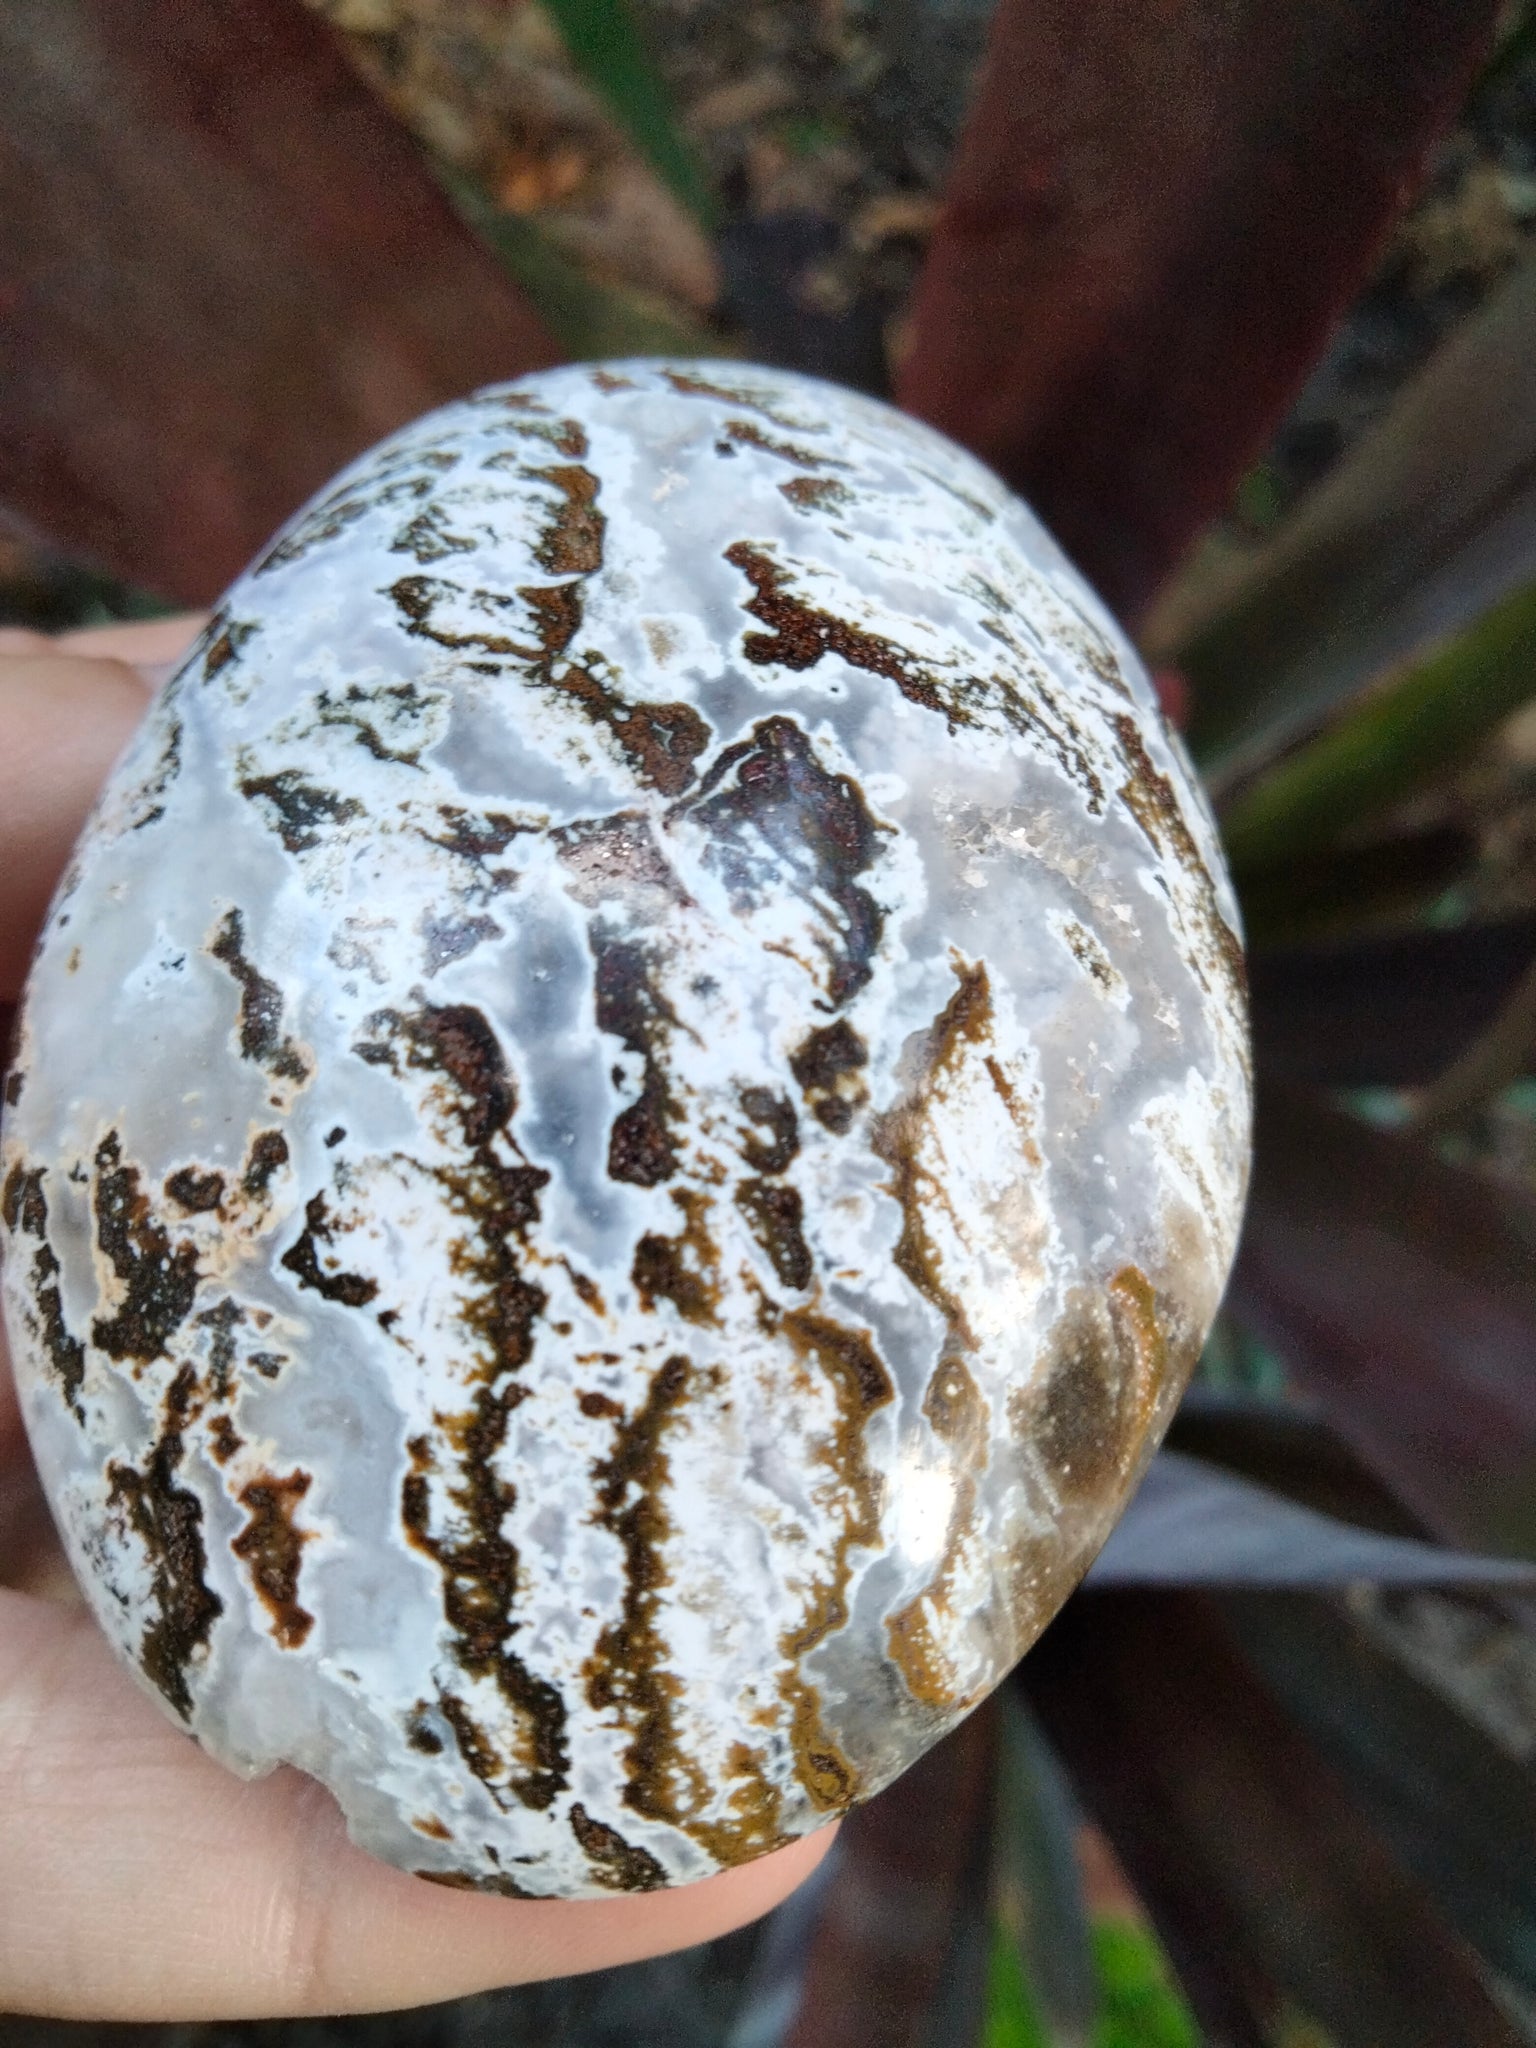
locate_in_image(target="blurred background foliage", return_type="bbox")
[3,0,1536,2043]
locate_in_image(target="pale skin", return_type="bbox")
[0,617,833,2022]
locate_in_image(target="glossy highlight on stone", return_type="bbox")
[0,363,1250,1895]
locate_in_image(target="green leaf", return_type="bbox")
[1093,1921,1202,2048]
[983,1922,1053,2048]
[1220,575,1536,881]
[541,0,717,233]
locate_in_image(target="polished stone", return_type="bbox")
[1,363,1250,1894]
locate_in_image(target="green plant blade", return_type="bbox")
[983,1922,1053,2048]
[1092,1921,1202,2048]
[1220,575,1536,880]
[541,0,717,234]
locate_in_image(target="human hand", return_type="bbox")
[0,619,832,2022]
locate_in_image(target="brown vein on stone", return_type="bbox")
[662,368,806,427]
[414,1865,538,1898]
[735,1178,812,1292]
[582,1354,700,1822]
[780,475,852,514]
[722,419,846,471]
[777,1670,861,1813]
[391,499,478,564]
[590,930,685,1187]
[389,571,710,797]
[255,446,456,573]
[209,910,312,1084]
[2,1162,86,1417]
[107,1363,223,1719]
[747,1298,894,1814]
[547,661,710,797]
[789,1019,870,1134]
[404,1393,569,1813]
[281,1192,379,1308]
[91,1133,201,1364]
[238,769,364,854]
[775,1306,893,1661]
[870,960,996,1355]
[232,1469,315,1649]
[241,1130,291,1204]
[308,679,438,766]
[737,1086,799,1174]
[126,716,183,830]
[195,1297,243,1399]
[376,1001,569,1812]
[207,1414,243,1464]
[726,546,1115,814]
[196,608,257,684]
[669,713,884,1008]
[568,1802,669,1892]
[726,541,952,713]
[580,1351,786,1865]
[1112,714,1248,1010]
[525,464,605,575]
[164,1166,225,1215]
[1027,1270,1169,1507]
[633,1189,723,1325]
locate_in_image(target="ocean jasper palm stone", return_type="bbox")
[1,363,1250,1895]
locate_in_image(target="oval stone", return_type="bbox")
[0,362,1250,1895]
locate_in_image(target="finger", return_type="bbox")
[55,615,206,668]
[0,1329,74,1601]
[0,1591,835,2021]
[0,653,149,1000]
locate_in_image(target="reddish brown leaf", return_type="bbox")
[1233,1082,1536,1558]
[897,0,1501,623]
[1226,1592,1536,2000]
[1024,1592,1526,2048]
[0,0,560,605]
[1250,914,1536,1088]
